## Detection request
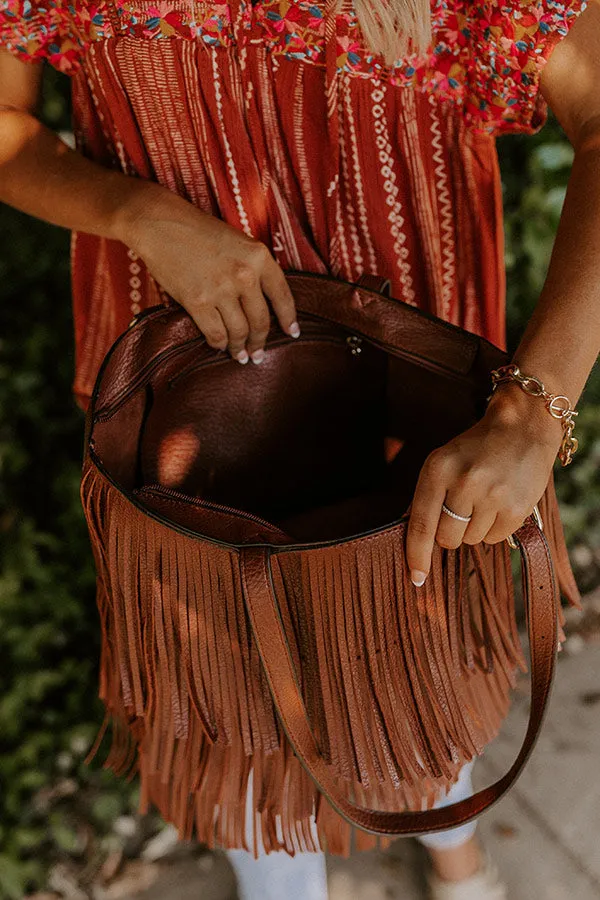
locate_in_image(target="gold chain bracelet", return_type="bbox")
[488,364,579,467]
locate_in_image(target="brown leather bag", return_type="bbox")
[80,271,580,852]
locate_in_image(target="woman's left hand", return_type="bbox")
[405,386,563,587]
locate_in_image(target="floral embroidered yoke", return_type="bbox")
[0,0,587,855]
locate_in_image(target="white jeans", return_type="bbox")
[226,760,477,900]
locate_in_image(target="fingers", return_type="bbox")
[217,299,251,364]
[456,504,498,547]
[192,306,228,352]
[404,415,554,588]
[240,288,272,363]
[260,252,300,339]
[407,463,535,592]
[434,497,474,550]
[483,505,530,545]
[201,249,299,362]
[219,288,274,364]
[217,283,293,364]
[405,451,449,586]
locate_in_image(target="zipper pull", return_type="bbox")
[346,335,363,357]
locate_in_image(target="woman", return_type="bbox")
[1,1,599,898]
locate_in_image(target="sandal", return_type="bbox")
[426,851,508,900]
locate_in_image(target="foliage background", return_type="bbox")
[0,67,599,899]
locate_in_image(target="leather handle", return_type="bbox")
[240,522,559,836]
[356,273,392,297]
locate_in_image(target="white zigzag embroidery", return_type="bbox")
[339,92,363,274]
[342,75,377,275]
[211,51,251,235]
[430,105,456,320]
[370,79,415,304]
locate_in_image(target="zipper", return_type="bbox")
[133,483,289,536]
[93,337,203,422]
[166,329,361,390]
[90,446,410,552]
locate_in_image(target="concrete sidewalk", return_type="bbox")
[113,598,600,900]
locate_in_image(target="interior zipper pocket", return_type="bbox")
[94,337,203,422]
[166,326,359,390]
[132,483,290,539]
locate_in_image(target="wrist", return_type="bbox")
[485,382,564,450]
[109,177,176,248]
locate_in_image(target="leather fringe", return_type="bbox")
[80,461,577,856]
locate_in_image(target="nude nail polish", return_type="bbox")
[411,570,427,587]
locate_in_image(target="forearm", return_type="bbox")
[486,132,600,454]
[508,136,600,407]
[0,107,165,241]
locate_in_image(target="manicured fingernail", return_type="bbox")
[411,570,427,587]
[236,350,249,365]
[251,349,266,365]
[289,321,301,339]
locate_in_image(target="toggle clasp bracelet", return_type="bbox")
[489,363,579,467]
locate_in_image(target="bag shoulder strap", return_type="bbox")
[240,522,558,836]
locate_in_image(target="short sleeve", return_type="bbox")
[463,0,588,135]
[0,1,90,75]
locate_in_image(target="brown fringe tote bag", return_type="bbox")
[80,271,580,856]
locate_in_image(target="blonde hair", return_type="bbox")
[352,0,433,66]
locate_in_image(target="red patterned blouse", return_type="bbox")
[0,0,586,412]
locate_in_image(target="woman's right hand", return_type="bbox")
[0,51,298,364]
[118,183,300,364]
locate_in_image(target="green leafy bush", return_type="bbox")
[0,68,598,898]
[0,70,142,900]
